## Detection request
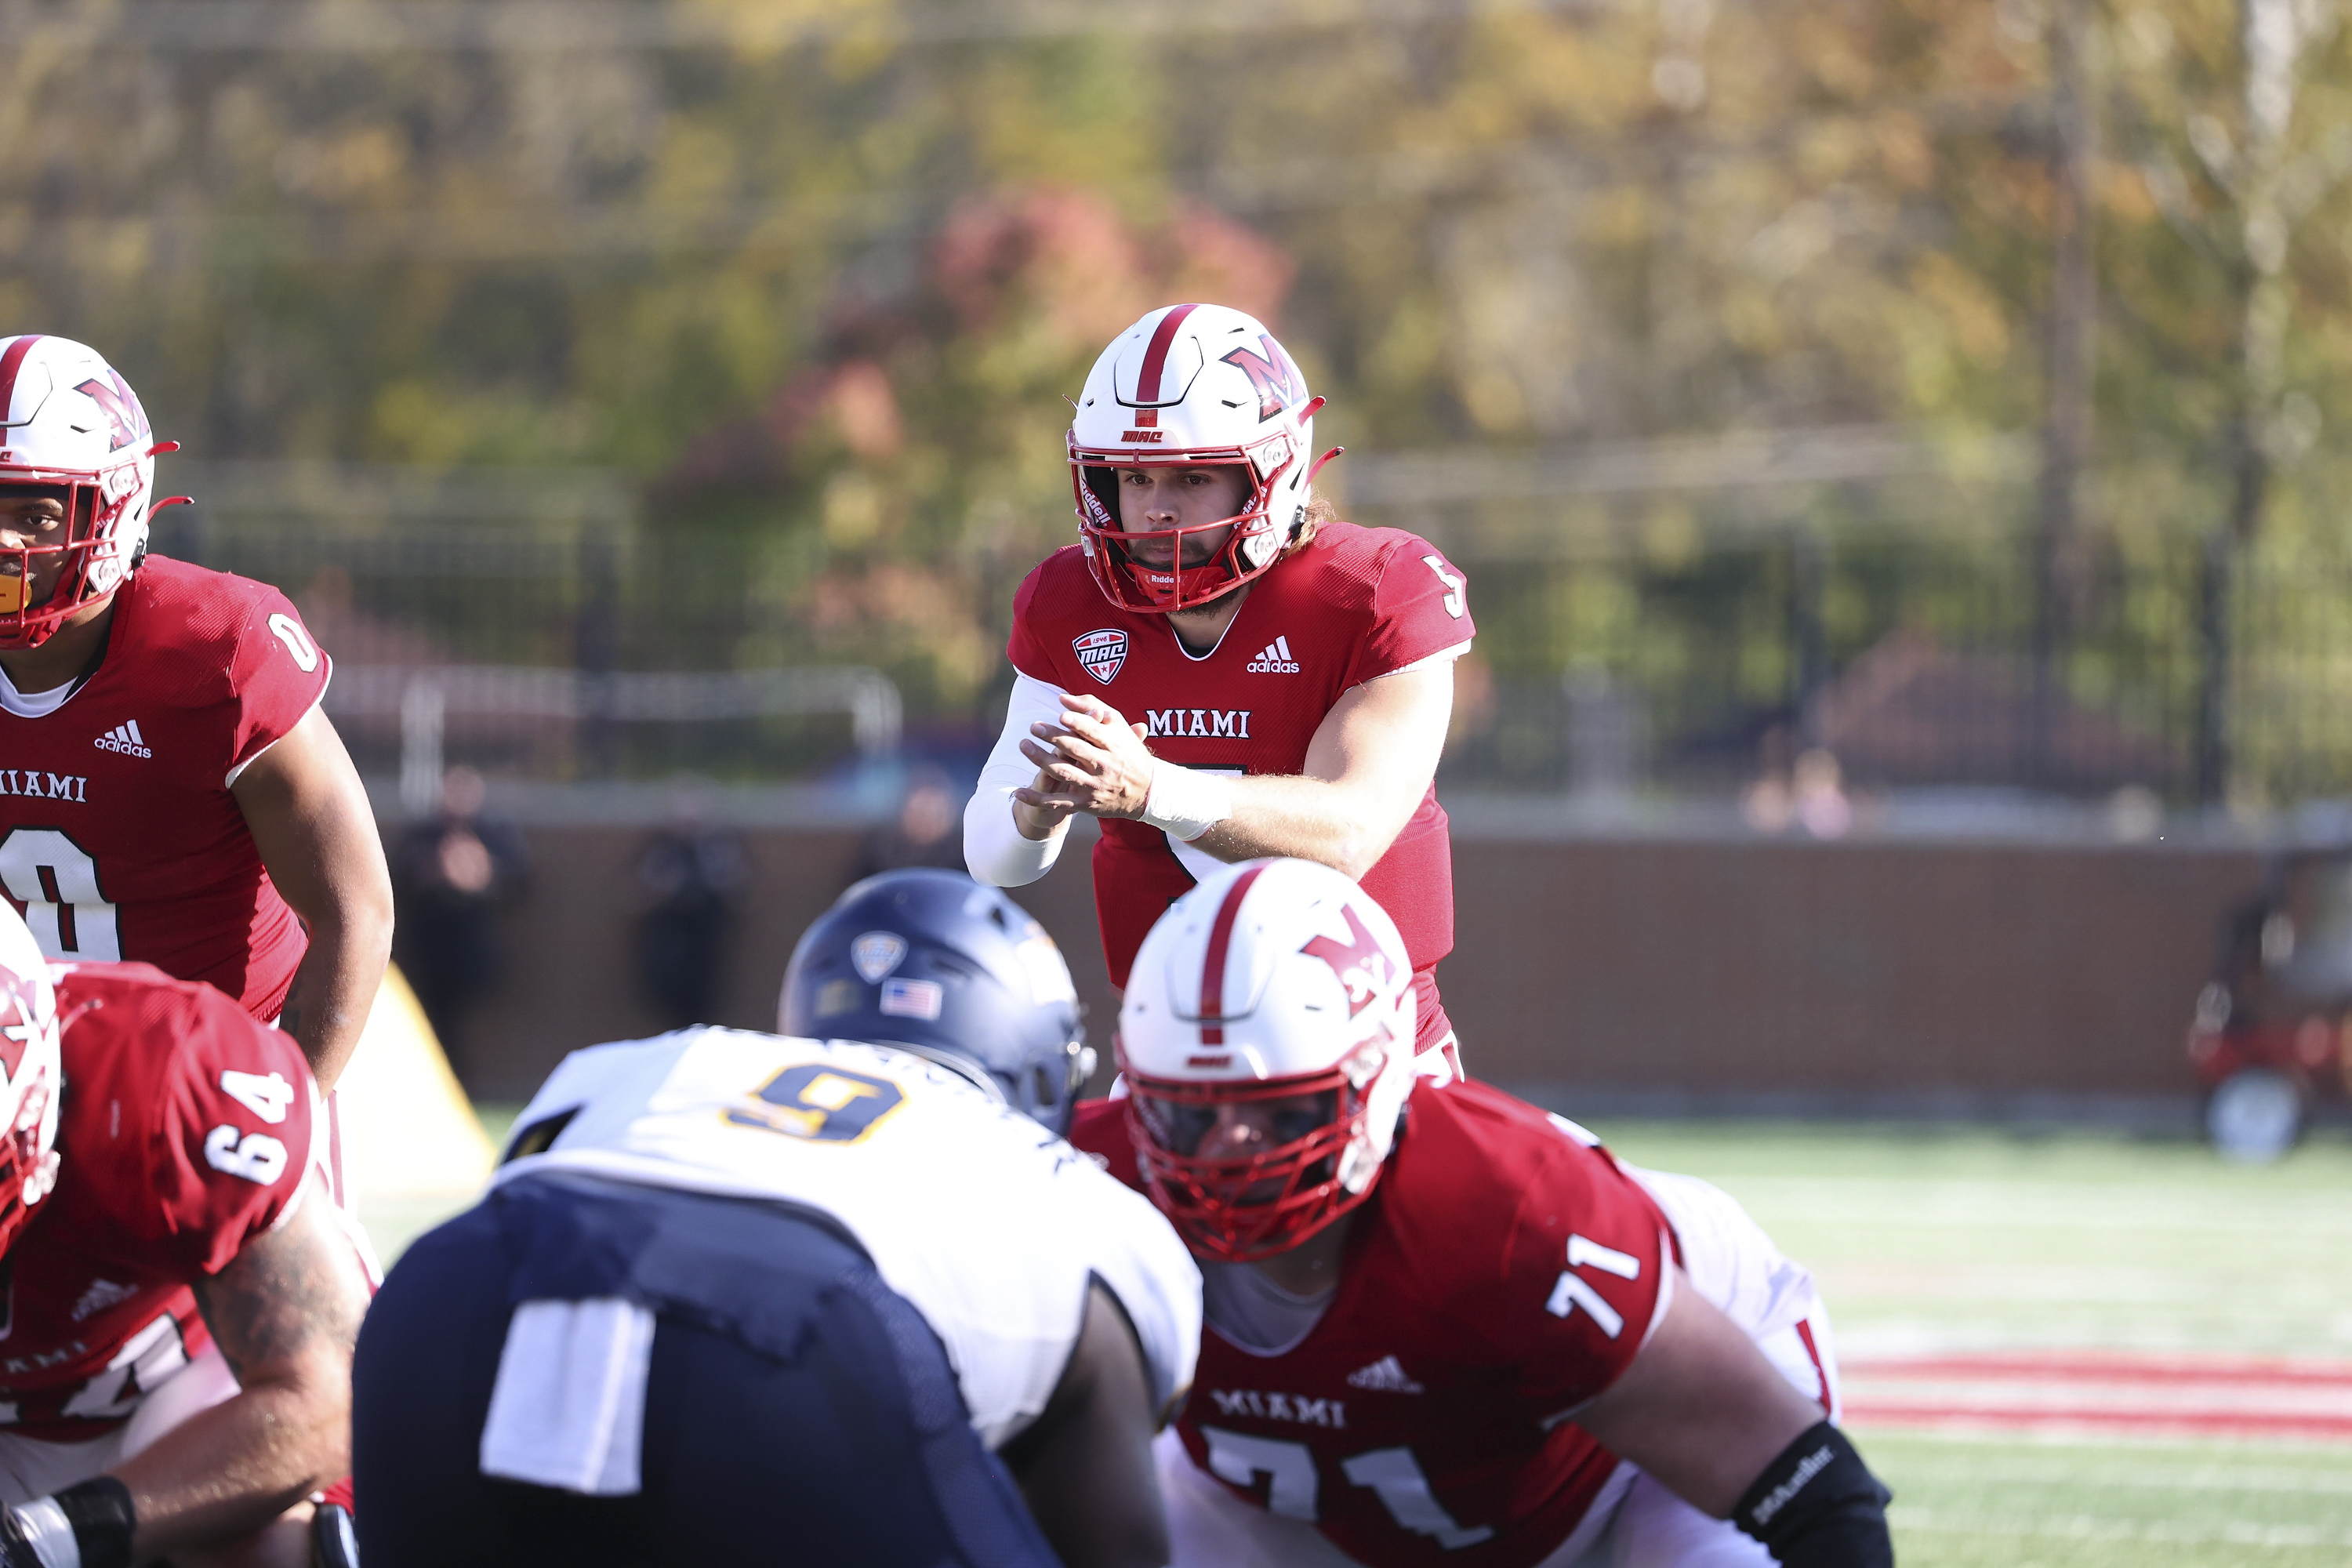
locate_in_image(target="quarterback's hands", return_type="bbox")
[1013,695,1156,832]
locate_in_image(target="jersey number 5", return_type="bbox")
[0,829,122,961]
[1200,1428,1494,1549]
[1420,555,1466,619]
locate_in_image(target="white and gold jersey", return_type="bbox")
[496,1027,1200,1450]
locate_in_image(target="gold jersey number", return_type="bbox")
[724,1063,906,1144]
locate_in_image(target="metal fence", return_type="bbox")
[148,459,2352,807]
[151,464,913,789]
[1425,530,2352,808]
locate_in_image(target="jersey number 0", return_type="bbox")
[0,829,121,961]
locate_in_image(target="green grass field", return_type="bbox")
[364,1116,2352,1566]
[1589,1121,2352,1566]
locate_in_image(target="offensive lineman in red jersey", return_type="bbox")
[0,336,392,1088]
[1071,858,1893,1568]
[0,906,371,1568]
[966,303,1473,1066]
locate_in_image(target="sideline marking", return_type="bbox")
[1842,1351,2352,1443]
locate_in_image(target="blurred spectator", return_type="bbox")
[848,764,970,887]
[1792,748,1853,840]
[391,766,526,1062]
[1742,740,1852,840]
[1741,725,1798,833]
[636,806,750,1025]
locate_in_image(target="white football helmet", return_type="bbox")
[1117,858,1417,1261]
[0,336,183,647]
[1068,303,1339,613]
[0,904,61,1258]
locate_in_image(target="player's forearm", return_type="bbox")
[281,901,393,1089]
[967,673,1075,885]
[112,1374,347,1559]
[1191,774,1411,880]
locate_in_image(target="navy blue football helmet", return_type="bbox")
[778,869,1094,1134]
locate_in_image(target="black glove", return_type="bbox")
[314,1501,361,1568]
[0,1506,51,1568]
[0,1481,135,1568]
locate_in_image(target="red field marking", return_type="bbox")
[1840,1350,2352,1442]
[1853,1351,2352,1387]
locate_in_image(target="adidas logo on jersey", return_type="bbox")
[1247,636,1301,673]
[70,1278,136,1323]
[93,720,151,759]
[1345,1355,1425,1393]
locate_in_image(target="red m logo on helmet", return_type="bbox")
[1302,905,1392,1018]
[1221,336,1303,423]
[74,374,147,452]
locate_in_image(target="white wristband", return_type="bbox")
[11,1498,79,1568]
[1140,762,1233,843]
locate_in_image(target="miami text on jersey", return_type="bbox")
[1145,708,1252,739]
[1207,1388,1348,1428]
[0,771,87,802]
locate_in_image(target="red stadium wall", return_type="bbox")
[435,822,2259,1110]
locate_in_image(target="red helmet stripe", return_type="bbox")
[1197,862,1269,1047]
[0,337,39,427]
[1134,303,1201,407]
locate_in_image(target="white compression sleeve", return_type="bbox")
[964,671,1075,887]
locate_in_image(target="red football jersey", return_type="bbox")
[0,963,316,1441]
[1072,1080,1673,1568]
[0,558,331,1021]
[1007,524,1472,1051]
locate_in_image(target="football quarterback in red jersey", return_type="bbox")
[0,336,391,1089]
[0,904,371,1568]
[966,304,1472,1067]
[1071,858,1893,1568]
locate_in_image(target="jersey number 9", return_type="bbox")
[724,1064,906,1145]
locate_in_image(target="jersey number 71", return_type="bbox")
[1200,1429,1494,1550]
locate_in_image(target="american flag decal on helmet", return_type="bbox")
[1073,629,1129,684]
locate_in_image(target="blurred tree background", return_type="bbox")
[7,0,2352,805]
